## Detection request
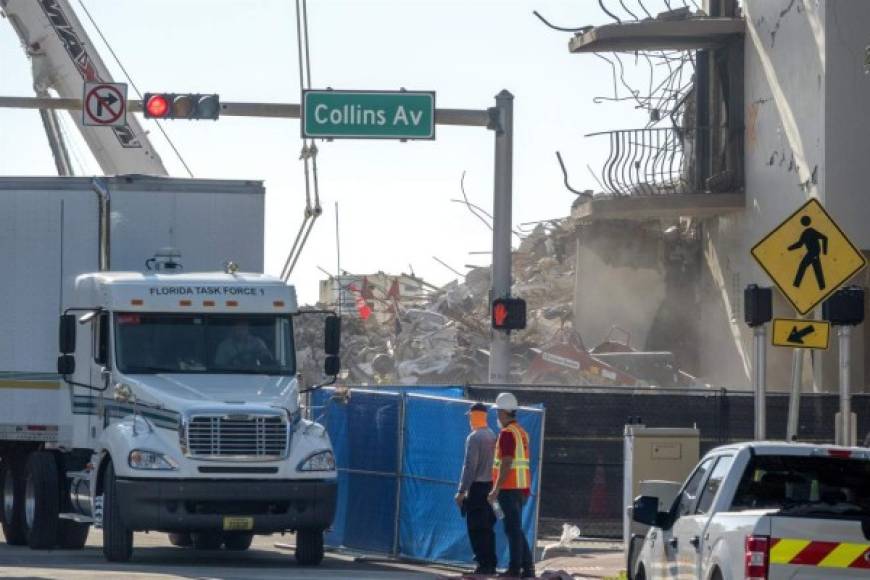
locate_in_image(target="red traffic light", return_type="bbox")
[144,94,169,118]
[143,92,220,120]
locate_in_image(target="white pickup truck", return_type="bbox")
[630,442,870,579]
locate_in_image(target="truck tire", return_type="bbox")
[192,531,223,550]
[1,457,27,545]
[102,462,133,562]
[295,528,324,566]
[56,519,90,550]
[168,532,192,547]
[223,532,254,551]
[24,451,60,549]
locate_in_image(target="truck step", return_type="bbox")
[59,512,93,524]
[65,470,90,480]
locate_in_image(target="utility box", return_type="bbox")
[623,425,699,560]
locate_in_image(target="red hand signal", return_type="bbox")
[493,303,508,327]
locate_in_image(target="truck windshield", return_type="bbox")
[731,454,870,517]
[114,313,295,375]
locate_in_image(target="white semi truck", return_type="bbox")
[0,175,339,563]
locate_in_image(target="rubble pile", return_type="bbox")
[295,220,579,386]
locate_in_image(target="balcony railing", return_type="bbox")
[586,126,717,197]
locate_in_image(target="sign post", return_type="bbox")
[753,198,866,445]
[745,285,772,440]
[786,350,803,441]
[837,326,852,446]
[771,318,831,441]
[753,325,768,440]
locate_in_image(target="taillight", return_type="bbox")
[828,449,852,459]
[745,535,770,580]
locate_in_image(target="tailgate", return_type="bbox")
[768,517,870,579]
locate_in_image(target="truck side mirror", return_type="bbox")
[632,495,659,527]
[324,355,340,377]
[324,315,341,356]
[59,314,76,354]
[57,354,76,375]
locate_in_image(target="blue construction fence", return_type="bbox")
[310,386,545,566]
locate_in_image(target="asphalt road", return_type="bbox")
[0,530,451,579]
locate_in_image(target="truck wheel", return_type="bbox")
[24,452,60,549]
[1,456,27,545]
[168,532,192,547]
[57,519,90,550]
[295,528,324,566]
[223,532,253,551]
[102,462,133,562]
[192,531,223,550]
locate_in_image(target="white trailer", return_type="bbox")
[0,175,338,563]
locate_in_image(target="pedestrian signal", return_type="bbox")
[492,298,526,331]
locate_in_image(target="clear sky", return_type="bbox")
[0,0,674,303]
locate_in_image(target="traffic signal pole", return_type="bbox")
[488,90,514,384]
[1,92,516,384]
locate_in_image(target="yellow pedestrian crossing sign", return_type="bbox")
[752,198,866,315]
[771,318,830,349]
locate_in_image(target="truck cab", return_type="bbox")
[54,267,338,562]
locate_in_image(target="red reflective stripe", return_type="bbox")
[770,538,781,549]
[850,547,870,569]
[791,541,839,566]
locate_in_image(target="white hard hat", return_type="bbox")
[495,392,518,412]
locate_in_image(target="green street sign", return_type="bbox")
[302,90,435,140]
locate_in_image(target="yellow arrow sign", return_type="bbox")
[751,198,866,315]
[771,319,830,349]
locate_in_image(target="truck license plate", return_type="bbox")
[223,516,254,531]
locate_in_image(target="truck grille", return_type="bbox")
[184,413,289,461]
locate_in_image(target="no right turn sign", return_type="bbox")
[82,81,128,127]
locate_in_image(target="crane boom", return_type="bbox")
[1,0,169,176]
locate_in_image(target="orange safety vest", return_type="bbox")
[492,422,531,490]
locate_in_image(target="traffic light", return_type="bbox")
[143,93,220,120]
[492,297,526,331]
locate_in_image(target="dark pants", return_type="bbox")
[499,489,533,572]
[464,482,497,570]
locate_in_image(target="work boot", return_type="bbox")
[473,565,497,575]
[520,569,536,579]
[497,570,521,578]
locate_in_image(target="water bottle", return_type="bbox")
[491,499,505,520]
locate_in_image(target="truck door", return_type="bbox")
[678,455,733,580]
[665,457,715,579]
[91,312,111,433]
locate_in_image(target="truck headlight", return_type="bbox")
[128,450,177,470]
[298,450,335,472]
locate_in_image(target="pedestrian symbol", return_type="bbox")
[789,216,827,290]
[752,198,866,315]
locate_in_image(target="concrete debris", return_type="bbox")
[298,218,698,387]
